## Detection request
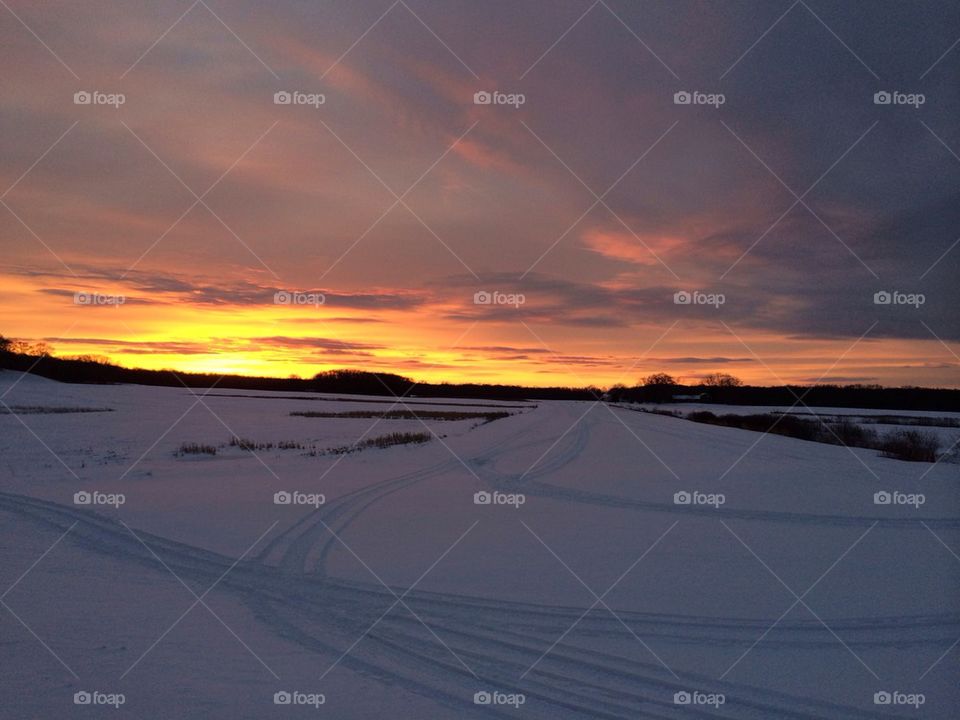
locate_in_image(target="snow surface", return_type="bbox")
[1,370,958,718]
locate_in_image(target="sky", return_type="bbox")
[1,0,958,387]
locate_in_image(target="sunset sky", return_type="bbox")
[1,0,958,387]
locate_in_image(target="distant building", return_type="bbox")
[672,393,706,402]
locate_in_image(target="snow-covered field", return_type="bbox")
[1,370,958,718]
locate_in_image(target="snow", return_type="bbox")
[1,370,958,718]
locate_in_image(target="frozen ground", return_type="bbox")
[1,370,958,718]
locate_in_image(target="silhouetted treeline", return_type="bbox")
[0,347,593,401]
[1,339,956,409]
[605,383,960,412]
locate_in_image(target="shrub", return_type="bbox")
[229,436,274,451]
[877,430,940,462]
[176,442,217,456]
[824,419,878,447]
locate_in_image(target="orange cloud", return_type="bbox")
[581,227,687,265]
